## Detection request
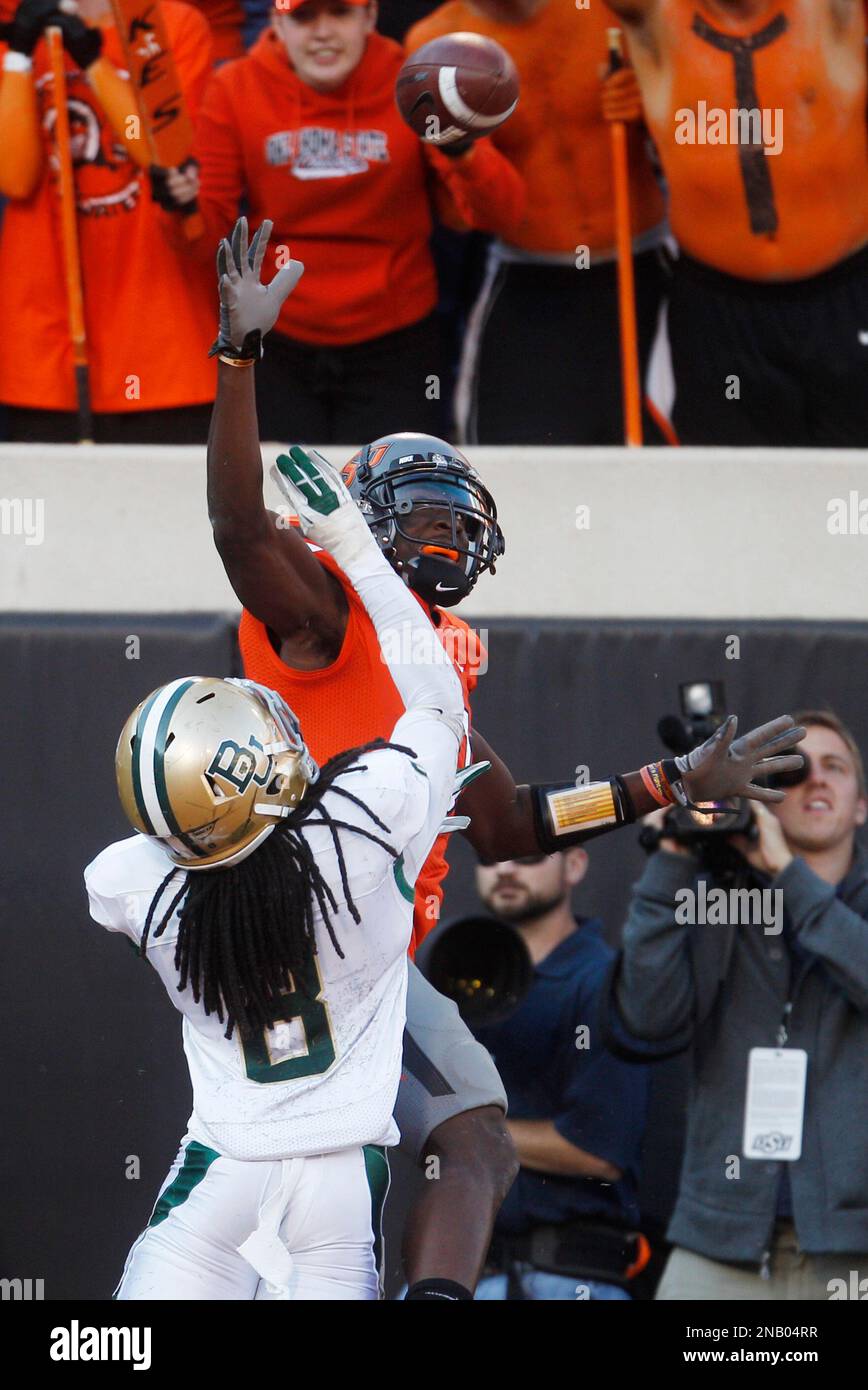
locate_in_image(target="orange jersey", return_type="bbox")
[631,0,868,279]
[238,550,485,956]
[406,0,665,254]
[0,2,216,413]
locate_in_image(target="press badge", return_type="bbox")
[742,1048,808,1161]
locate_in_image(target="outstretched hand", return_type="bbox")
[675,714,807,807]
[210,217,304,361]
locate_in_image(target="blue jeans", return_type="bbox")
[476,1263,631,1301]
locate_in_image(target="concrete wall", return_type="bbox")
[2,444,867,618]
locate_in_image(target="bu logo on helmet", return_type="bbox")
[208,736,274,795]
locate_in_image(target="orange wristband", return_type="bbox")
[639,761,674,807]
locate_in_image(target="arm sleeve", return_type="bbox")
[302,493,466,863]
[425,139,526,239]
[185,64,246,252]
[614,851,700,1042]
[388,709,467,883]
[332,558,465,881]
[340,745,443,888]
[159,11,231,258]
[83,848,142,943]
[0,64,43,199]
[778,858,868,1011]
[165,3,215,120]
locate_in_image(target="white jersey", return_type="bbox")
[85,741,448,1162]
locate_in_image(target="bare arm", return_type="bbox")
[205,218,347,646]
[0,66,42,199]
[207,361,346,644]
[458,729,667,862]
[507,1119,621,1181]
[460,717,806,862]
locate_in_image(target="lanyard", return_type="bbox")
[776,1000,793,1048]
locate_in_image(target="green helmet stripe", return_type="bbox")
[130,686,165,836]
[152,679,209,859]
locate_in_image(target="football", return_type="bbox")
[396,32,520,148]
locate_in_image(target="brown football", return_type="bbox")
[396,33,520,148]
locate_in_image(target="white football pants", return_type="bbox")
[115,1138,388,1301]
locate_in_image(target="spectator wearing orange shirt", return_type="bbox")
[166,0,525,443]
[407,0,668,445]
[0,0,217,442]
[607,0,868,446]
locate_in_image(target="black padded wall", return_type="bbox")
[1,617,239,1301]
[4,615,867,1297]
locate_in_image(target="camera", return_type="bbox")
[417,915,534,1027]
[640,680,806,878]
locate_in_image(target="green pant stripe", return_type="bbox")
[363,1144,390,1279]
[148,1140,220,1230]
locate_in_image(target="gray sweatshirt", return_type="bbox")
[607,846,868,1265]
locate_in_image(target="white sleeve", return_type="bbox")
[273,455,465,809]
[307,502,465,741]
[389,710,465,883]
[345,744,452,888]
[83,838,156,945]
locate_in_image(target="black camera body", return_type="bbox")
[641,681,756,880]
[641,680,807,880]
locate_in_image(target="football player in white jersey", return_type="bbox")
[84,447,476,1300]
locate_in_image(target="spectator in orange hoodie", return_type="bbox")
[406,0,668,445]
[165,0,525,442]
[0,0,217,442]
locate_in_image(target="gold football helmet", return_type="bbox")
[115,677,319,870]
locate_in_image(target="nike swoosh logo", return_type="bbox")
[435,582,458,592]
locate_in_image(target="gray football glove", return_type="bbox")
[210,216,304,361]
[674,714,806,806]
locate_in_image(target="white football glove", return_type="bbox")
[270,445,383,577]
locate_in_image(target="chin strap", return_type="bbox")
[405,552,472,605]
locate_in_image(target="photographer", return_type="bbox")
[604,710,868,1300]
[469,849,651,1301]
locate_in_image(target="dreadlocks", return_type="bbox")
[139,739,414,1042]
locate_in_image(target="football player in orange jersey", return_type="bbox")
[606,0,868,444]
[206,216,806,1300]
